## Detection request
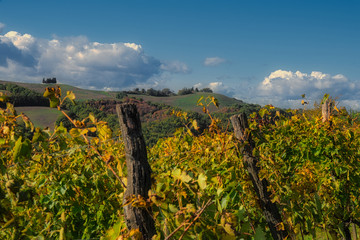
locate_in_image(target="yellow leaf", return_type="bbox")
[202,106,207,113]
[66,91,75,100]
[129,228,141,239]
[197,173,207,190]
[276,222,285,231]
[89,113,96,123]
[180,171,192,183]
[223,223,235,236]
[0,92,9,102]
[192,120,199,131]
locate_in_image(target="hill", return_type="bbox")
[0,80,261,145]
[127,92,249,113]
[0,80,256,113]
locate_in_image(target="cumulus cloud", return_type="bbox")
[194,81,235,96]
[0,23,5,33]
[0,29,187,90]
[0,32,37,69]
[160,60,191,74]
[203,57,225,67]
[258,69,360,108]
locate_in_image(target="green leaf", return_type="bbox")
[259,108,269,118]
[223,223,235,236]
[172,169,192,183]
[89,113,96,123]
[221,194,230,210]
[97,123,112,140]
[315,193,322,217]
[321,93,330,104]
[66,91,76,102]
[172,168,181,179]
[0,92,9,102]
[49,97,60,108]
[168,204,178,213]
[69,128,81,138]
[254,226,267,240]
[13,137,31,162]
[55,122,68,134]
[43,87,61,108]
[104,220,122,240]
[236,206,246,221]
[180,171,192,183]
[197,173,207,190]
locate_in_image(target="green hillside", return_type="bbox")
[0,80,261,141]
[128,92,251,113]
[0,80,115,101]
[0,80,257,113]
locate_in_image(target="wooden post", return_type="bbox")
[116,103,155,239]
[322,99,331,122]
[230,113,288,240]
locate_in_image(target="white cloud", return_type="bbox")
[124,42,142,52]
[258,69,360,109]
[203,57,225,67]
[194,81,235,96]
[0,22,5,33]
[2,31,35,51]
[0,29,187,90]
[160,60,191,74]
[208,82,226,92]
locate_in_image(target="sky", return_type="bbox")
[0,0,360,108]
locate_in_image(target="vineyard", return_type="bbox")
[1,88,360,239]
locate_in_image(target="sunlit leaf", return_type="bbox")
[197,173,207,190]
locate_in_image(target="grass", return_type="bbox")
[15,106,63,130]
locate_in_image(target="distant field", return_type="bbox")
[15,106,63,130]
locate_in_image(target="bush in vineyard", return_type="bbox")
[2,88,360,239]
[0,89,126,239]
[249,101,360,239]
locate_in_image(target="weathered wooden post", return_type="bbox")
[230,113,288,240]
[322,99,331,122]
[116,103,155,239]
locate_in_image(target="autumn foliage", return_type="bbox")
[0,90,359,239]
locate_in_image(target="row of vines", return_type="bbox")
[0,89,360,239]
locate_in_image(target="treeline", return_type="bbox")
[178,87,213,95]
[56,100,119,132]
[116,87,213,99]
[0,83,48,107]
[56,98,212,146]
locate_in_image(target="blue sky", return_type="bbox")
[0,0,360,108]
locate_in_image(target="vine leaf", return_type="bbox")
[197,173,207,190]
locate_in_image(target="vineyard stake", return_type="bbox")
[322,99,331,122]
[231,113,288,240]
[117,103,155,239]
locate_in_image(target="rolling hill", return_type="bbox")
[0,80,261,136]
